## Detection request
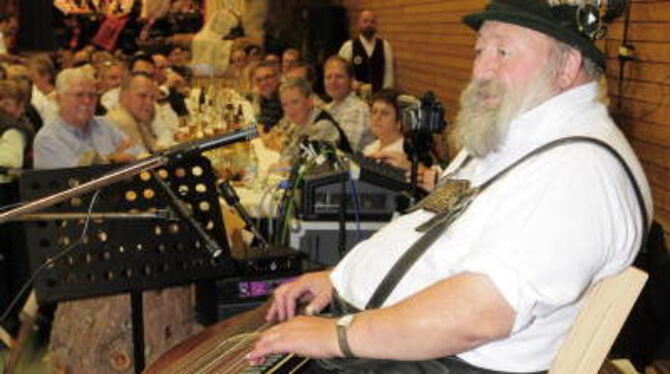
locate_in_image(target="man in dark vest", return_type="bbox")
[339,10,394,93]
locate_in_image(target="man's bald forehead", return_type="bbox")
[359,10,376,21]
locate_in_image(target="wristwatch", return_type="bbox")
[336,314,356,358]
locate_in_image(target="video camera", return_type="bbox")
[399,91,447,137]
[398,92,447,168]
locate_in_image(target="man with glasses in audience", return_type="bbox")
[251,61,283,132]
[34,67,140,169]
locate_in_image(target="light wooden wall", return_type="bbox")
[338,0,670,239]
[605,1,670,239]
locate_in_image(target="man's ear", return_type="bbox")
[556,48,584,90]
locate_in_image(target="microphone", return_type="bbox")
[164,126,258,160]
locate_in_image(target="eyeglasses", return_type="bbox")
[65,91,99,100]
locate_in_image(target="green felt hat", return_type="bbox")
[463,0,605,69]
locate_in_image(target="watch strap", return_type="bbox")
[336,320,355,358]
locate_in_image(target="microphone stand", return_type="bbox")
[0,126,258,226]
[217,179,269,250]
[0,156,167,225]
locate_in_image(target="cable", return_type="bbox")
[0,189,102,327]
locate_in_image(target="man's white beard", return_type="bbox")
[455,69,556,158]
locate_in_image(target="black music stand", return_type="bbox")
[16,155,234,373]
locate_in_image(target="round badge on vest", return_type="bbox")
[353,55,363,65]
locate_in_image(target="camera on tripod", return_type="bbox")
[395,91,448,199]
[399,91,447,168]
[399,91,447,137]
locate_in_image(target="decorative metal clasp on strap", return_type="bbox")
[408,179,480,232]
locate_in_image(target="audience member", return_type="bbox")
[230,47,247,70]
[11,76,44,144]
[90,50,115,70]
[324,55,373,153]
[101,54,155,110]
[285,62,324,108]
[281,48,300,75]
[33,68,140,169]
[339,10,394,92]
[152,53,169,86]
[0,15,18,57]
[97,60,126,95]
[165,65,192,118]
[106,73,166,153]
[167,45,190,67]
[227,47,251,93]
[251,61,283,132]
[27,54,59,125]
[0,80,33,182]
[245,44,263,63]
[276,78,351,163]
[363,89,407,168]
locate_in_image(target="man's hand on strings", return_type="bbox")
[266,270,333,322]
[246,316,341,365]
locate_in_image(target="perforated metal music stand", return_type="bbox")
[16,155,234,373]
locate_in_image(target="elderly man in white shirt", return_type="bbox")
[247,1,652,373]
[324,56,374,153]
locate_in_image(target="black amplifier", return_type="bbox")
[231,245,304,276]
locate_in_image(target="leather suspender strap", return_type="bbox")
[365,136,649,310]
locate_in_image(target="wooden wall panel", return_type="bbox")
[606,0,670,239]
[338,0,670,238]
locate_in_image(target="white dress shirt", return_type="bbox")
[330,82,652,372]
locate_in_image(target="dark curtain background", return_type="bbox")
[18,0,58,51]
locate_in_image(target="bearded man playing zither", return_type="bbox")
[246,1,653,373]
